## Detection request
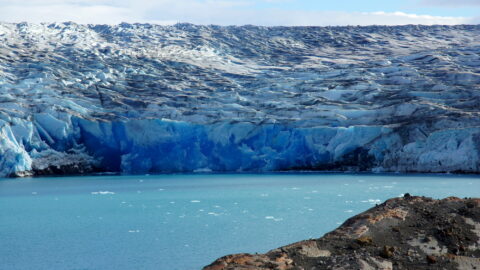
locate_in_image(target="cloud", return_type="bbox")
[420,0,480,7]
[248,10,470,26]
[0,0,473,26]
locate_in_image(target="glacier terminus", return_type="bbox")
[1,22,480,177]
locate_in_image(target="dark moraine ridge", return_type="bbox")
[204,195,480,270]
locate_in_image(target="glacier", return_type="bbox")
[1,22,480,176]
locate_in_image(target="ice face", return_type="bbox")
[1,23,480,176]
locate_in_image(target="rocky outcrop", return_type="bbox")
[204,195,480,270]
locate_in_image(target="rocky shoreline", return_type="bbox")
[204,195,480,270]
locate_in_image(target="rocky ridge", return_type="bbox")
[204,195,480,270]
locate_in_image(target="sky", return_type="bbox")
[0,0,479,26]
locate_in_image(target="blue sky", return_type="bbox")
[0,0,479,25]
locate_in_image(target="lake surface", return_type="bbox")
[1,173,479,270]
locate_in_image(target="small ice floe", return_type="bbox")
[158,188,165,191]
[138,179,144,183]
[91,191,115,195]
[265,216,283,221]
[337,194,343,197]
[383,185,393,188]
[307,208,314,211]
[128,230,140,233]
[304,196,311,200]
[190,200,201,203]
[31,192,37,195]
[208,212,220,216]
[291,187,300,190]
[344,210,353,213]
[213,205,221,208]
[311,190,318,193]
[170,201,175,204]
[260,193,269,197]
[361,199,381,204]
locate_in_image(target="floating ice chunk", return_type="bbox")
[265,216,275,219]
[190,200,201,203]
[361,199,382,204]
[128,230,140,233]
[91,191,115,195]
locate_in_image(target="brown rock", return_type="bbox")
[426,255,437,264]
[380,245,395,258]
[356,236,373,246]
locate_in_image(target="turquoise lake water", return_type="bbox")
[1,173,479,270]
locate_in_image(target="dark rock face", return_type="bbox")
[204,196,480,270]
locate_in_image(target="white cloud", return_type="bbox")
[0,0,473,26]
[420,0,480,7]
[247,10,470,26]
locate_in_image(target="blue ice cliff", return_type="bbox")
[1,22,480,176]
